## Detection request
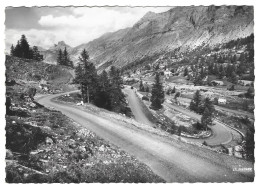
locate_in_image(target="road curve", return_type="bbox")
[36,92,253,182]
[164,103,238,146]
[124,87,239,146]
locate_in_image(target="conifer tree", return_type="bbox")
[76,49,98,103]
[208,63,214,74]
[139,80,145,92]
[96,70,111,109]
[57,49,63,65]
[63,47,69,66]
[32,46,43,61]
[19,34,30,58]
[213,64,219,75]
[218,64,226,78]
[184,67,188,76]
[74,63,84,100]
[203,97,215,115]
[10,44,15,56]
[150,73,164,110]
[194,73,203,86]
[14,40,22,57]
[244,127,255,160]
[145,86,149,93]
[109,66,126,112]
[245,87,254,98]
[190,90,203,114]
[172,86,176,94]
[201,107,212,130]
[10,35,43,61]
[230,71,238,84]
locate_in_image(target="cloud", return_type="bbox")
[6,7,173,50]
[5,29,57,50]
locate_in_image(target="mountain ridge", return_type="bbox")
[40,6,254,69]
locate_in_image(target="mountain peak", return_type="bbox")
[141,11,157,21]
[57,41,66,46]
[49,41,72,51]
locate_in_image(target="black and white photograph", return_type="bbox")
[3,1,257,184]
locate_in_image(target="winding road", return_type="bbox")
[36,89,254,182]
[164,102,241,146]
[126,87,242,146]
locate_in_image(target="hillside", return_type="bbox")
[5,55,164,183]
[40,6,253,70]
[75,6,253,69]
[5,55,76,93]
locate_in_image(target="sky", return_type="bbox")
[5,6,172,50]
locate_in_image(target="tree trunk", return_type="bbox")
[87,85,90,103]
[81,84,84,102]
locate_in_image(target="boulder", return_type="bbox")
[45,137,53,145]
[29,103,37,108]
[6,149,13,159]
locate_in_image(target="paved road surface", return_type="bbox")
[125,87,240,146]
[164,103,241,146]
[36,92,253,182]
[124,88,154,126]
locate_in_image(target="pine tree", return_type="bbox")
[74,63,84,100]
[150,73,164,110]
[145,86,150,93]
[184,67,188,76]
[218,64,226,79]
[231,55,237,63]
[194,73,203,86]
[10,44,15,56]
[172,86,176,94]
[201,107,212,130]
[63,47,68,66]
[76,49,98,103]
[193,121,204,131]
[32,46,43,61]
[190,90,203,114]
[139,80,145,92]
[213,64,219,75]
[245,87,254,98]
[10,35,43,60]
[230,71,238,84]
[244,127,255,161]
[14,40,22,57]
[208,63,214,75]
[203,97,215,115]
[109,66,126,112]
[19,34,30,58]
[95,70,111,109]
[57,49,63,65]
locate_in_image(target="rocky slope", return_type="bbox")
[5,55,76,93]
[41,6,254,69]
